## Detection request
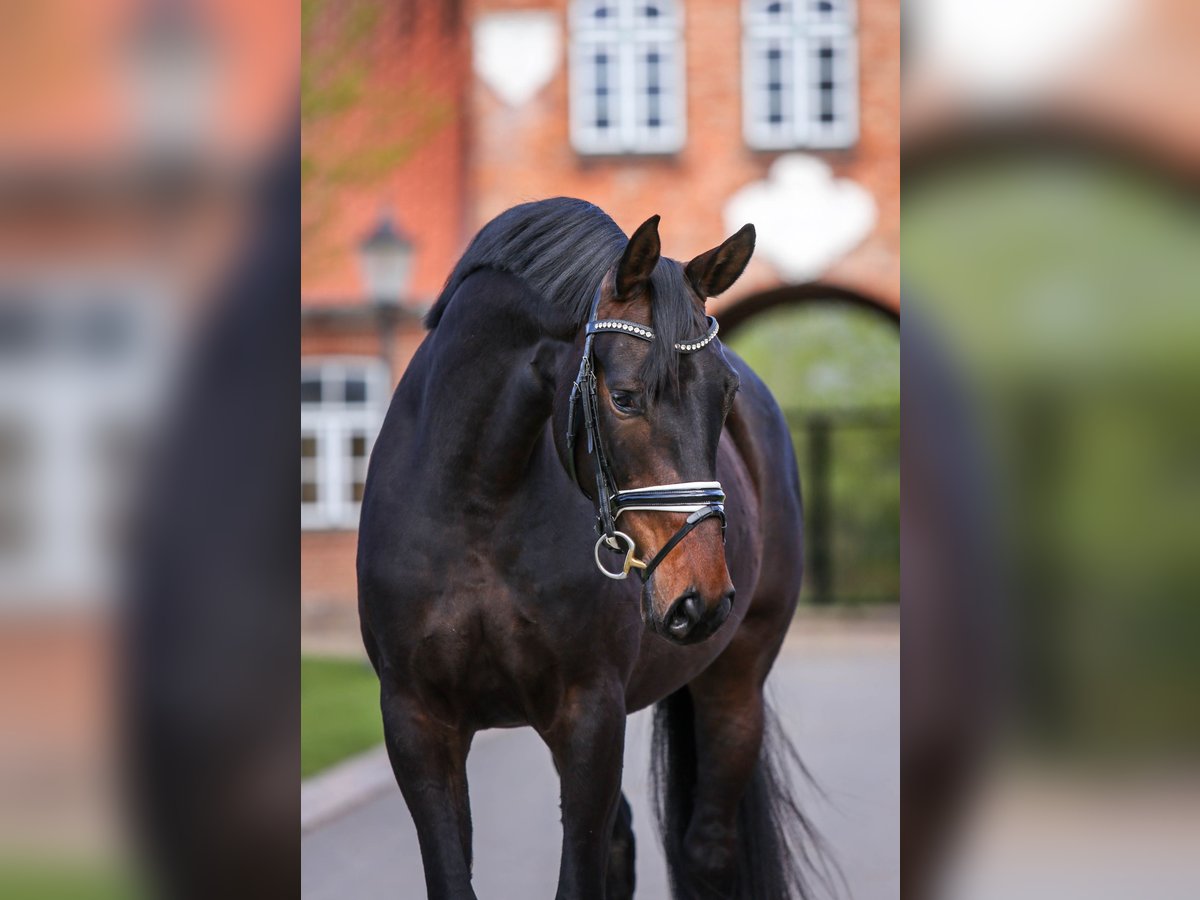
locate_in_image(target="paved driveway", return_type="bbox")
[302,622,898,899]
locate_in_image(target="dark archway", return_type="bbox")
[719,282,899,339]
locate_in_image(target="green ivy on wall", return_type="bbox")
[302,0,453,280]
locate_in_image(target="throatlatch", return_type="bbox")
[567,295,726,581]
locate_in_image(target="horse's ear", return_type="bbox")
[685,224,756,299]
[616,214,661,298]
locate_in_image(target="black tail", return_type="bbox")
[650,688,842,899]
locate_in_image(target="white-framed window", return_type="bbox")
[0,270,175,608]
[742,0,858,150]
[569,0,686,155]
[300,358,389,530]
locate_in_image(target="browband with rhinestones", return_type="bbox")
[585,316,720,353]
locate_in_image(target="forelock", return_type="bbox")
[642,260,708,398]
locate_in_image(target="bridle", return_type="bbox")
[566,293,727,581]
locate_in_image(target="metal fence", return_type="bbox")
[784,407,900,605]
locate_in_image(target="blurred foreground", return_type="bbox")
[1,2,298,898]
[904,1,1200,897]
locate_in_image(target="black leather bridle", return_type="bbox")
[566,294,727,581]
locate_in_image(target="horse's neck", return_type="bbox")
[416,297,570,502]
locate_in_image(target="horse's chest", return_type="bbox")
[405,576,579,730]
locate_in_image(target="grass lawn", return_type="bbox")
[0,859,136,899]
[301,656,384,779]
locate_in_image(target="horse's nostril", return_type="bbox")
[668,609,691,635]
[667,591,703,637]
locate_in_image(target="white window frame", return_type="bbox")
[300,357,389,531]
[0,269,174,608]
[569,0,686,155]
[742,0,858,150]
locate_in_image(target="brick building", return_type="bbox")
[300,0,901,622]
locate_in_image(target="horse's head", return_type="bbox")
[574,215,755,644]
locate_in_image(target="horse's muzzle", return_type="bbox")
[659,587,735,644]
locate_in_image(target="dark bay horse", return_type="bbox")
[358,198,823,899]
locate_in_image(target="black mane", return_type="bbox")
[425,197,625,332]
[426,197,707,396]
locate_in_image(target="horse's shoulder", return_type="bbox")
[717,351,795,493]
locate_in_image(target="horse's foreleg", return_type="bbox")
[543,686,626,900]
[380,688,476,900]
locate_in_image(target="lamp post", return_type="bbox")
[358,212,415,379]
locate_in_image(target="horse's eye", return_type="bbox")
[609,391,642,415]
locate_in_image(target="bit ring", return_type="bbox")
[593,532,647,580]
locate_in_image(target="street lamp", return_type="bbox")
[358,211,415,376]
[358,212,415,307]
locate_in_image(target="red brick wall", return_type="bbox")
[301,529,360,612]
[467,0,899,311]
[824,0,900,309]
[300,317,427,388]
[302,0,469,306]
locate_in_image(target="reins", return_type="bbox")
[566,292,726,581]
